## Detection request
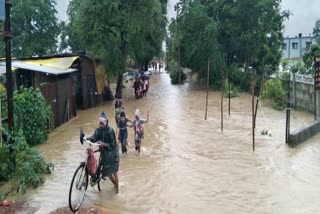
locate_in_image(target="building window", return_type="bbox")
[282,43,287,50]
[305,42,312,51]
[292,42,298,50]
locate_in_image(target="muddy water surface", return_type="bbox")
[7,72,320,214]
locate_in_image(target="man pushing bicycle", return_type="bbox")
[86,112,120,193]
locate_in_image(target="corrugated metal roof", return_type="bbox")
[0,64,17,75]
[0,65,6,75]
[0,56,79,75]
[11,61,77,75]
[22,56,79,69]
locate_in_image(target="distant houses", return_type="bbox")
[0,53,112,127]
[282,33,317,59]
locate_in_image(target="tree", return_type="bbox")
[303,42,320,74]
[169,0,288,83]
[58,21,69,53]
[67,0,167,98]
[313,19,320,39]
[66,0,84,52]
[11,0,60,57]
[128,0,166,71]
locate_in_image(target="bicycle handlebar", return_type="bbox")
[82,139,101,147]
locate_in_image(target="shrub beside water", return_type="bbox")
[0,130,53,193]
[261,75,287,110]
[0,87,54,195]
[224,80,240,98]
[170,70,187,84]
[13,87,53,145]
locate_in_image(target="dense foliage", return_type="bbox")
[0,87,53,194]
[1,87,53,145]
[13,87,53,145]
[0,130,53,194]
[167,0,289,87]
[261,74,288,110]
[302,42,320,74]
[170,70,187,85]
[66,0,167,73]
[11,0,60,57]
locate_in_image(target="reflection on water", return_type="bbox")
[5,71,320,214]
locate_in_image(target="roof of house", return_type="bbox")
[0,56,79,75]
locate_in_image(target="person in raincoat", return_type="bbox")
[88,112,120,193]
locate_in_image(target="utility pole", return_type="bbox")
[4,0,14,132]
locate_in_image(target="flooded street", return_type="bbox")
[7,72,318,214]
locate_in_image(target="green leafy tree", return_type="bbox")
[179,1,224,83]
[313,19,320,39]
[11,0,60,57]
[168,0,289,85]
[66,0,83,52]
[67,0,167,98]
[302,42,320,74]
[58,21,69,53]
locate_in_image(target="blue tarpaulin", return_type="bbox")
[0,0,5,21]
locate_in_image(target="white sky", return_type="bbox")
[56,0,320,37]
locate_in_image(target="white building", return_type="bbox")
[282,34,316,59]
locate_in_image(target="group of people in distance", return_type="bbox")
[133,75,150,99]
[86,94,149,194]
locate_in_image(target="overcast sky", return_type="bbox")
[56,0,320,37]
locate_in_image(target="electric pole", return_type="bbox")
[4,0,14,131]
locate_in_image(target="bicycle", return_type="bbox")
[68,128,104,212]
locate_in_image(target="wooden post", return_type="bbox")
[204,58,210,120]
[221,72,225,132]
[252,79,255,151]
[286,72,291,143]
[228,70,231,116]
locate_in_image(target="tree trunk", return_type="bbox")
[115,74,123,99]
[205,58,210,120]
[144,62,149,71]
[116,29,127,100]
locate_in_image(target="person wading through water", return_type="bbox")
[130,109,149,153]
[116,111,132,154]
[113,94,124,125]
[86,112,120,193]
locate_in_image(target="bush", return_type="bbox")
[228,65,251,92]
[224,80,240,98]
[13,87,53,145]
[170,70,187,84]
[0,130,53,194]
[261,75,287,110]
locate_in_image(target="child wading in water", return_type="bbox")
[130,109,149,153]
[116,111,132,154]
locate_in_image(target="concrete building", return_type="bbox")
[282,33,316,59]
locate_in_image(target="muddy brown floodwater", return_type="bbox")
[4,72,320,214]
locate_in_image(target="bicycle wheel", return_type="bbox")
[69,163,88,212]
